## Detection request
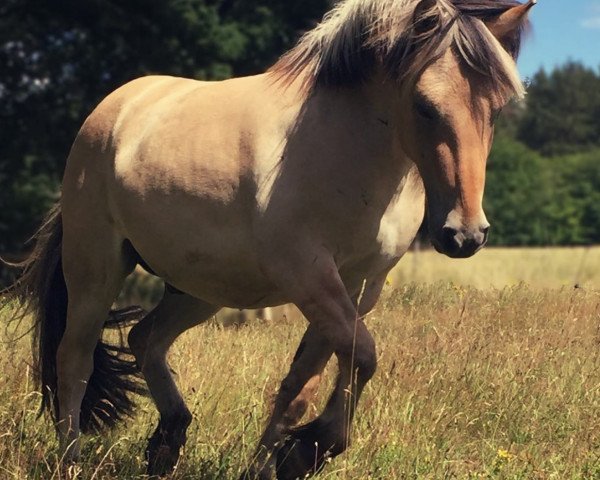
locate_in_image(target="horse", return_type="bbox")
[4,0,535,478]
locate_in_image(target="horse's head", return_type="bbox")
[271,0,534,258]
[399,0,535,258]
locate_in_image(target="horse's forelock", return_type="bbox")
[270,0,527,100]
[454,15,526,101]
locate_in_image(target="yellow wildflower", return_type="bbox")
[497,449,514,460]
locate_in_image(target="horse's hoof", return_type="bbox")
[276,439,323,480]
[146,430,184,476]
[145,413,191,476]
[275,420,341,480]
[146,443,180,477]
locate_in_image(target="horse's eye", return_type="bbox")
[414,98,438,121]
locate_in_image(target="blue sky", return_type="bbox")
[518,0,600,79]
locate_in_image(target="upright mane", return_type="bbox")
[271,0,527,100]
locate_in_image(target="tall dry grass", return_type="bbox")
[392,247,600,290]
[0,249,599,479]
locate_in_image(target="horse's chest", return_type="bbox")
[335,181,426,287]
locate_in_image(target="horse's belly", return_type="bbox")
[128,224,283,308]
[113,184,283,308]
[168,261,285,309]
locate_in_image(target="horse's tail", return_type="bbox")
[2,204,145,433]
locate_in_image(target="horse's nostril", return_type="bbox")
[441,226,461,252]
[480,225,491,243]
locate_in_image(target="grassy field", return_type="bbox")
[391,247,600,290]
[0,248,599,479]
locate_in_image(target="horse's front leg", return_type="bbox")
[275,327,376,480]
[263,255,377,479]
[242,324,332,480]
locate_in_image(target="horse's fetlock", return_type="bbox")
[162,407,193,433]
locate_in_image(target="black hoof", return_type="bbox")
[146,441,179,477]
[146,413,191,477]
[275,420,344,480]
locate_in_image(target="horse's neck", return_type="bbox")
[298,79,415,190]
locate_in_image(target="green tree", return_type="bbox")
[517,63,600,155]
[485,135,551,246]
[556,150,600,244]
[485,136,600,246]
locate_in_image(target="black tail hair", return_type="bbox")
[1,204,146,433]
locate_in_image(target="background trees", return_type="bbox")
[1,1,598,260]
[516,63,600,156]
[485,137,600,246]
[486,62,600,246]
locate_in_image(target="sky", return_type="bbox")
[517,0,600,80]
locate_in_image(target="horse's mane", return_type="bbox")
[271,0,527,100]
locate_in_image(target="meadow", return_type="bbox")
[0,247,599,479]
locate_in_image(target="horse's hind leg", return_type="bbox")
[127,291,220,476]
[242,324,333,480]
[58,226,134,460]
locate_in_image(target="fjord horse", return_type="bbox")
[5,0,535,478]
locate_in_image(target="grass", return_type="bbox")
[391,246,600,290]
[0,248,599,479]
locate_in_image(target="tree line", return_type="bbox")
[487,63,600,246]
[1,0,598,264]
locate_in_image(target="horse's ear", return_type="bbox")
[486,0,536,41]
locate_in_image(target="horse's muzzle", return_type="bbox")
[433,224,490,258]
